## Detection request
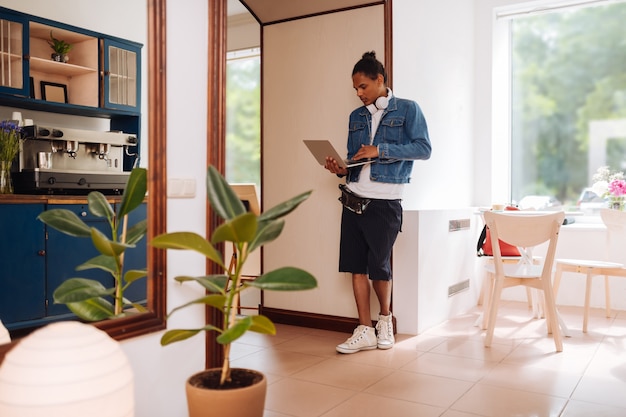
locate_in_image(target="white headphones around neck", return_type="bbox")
[367,96,389,114]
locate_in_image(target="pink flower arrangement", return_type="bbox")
[608,179,626,197]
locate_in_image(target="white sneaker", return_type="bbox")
[375,313,394,350]
[336,325,377,354]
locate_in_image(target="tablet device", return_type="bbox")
[303,140,374,168]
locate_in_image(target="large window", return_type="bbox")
[225,48,261,187]
[507,1,626,211]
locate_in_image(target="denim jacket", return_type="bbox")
[346,96,431,184]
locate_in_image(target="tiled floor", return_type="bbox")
[231,301,626,417]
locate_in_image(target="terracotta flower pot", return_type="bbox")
[185,368,267,417]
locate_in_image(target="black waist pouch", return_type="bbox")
[339,184,371,214]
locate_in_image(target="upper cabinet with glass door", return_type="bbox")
[102,38,141,111]
[0,6,141,117]
[0,11,26,95]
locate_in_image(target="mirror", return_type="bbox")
[0,0,167,361]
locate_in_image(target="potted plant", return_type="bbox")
[36,168,148,320]
[150,165,317,417]
[47,31,73,63]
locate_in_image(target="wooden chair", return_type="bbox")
[553,208,626,332]
[483,211,565,351]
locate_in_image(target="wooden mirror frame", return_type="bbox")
[0,0,167,362]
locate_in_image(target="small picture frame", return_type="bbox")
[40,81,68,103]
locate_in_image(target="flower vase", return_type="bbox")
[610,196,625,211]
[0,160,13,194]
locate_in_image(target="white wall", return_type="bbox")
[121,0,210,415]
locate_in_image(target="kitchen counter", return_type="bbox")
[0,194,124,204]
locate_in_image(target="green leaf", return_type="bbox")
[258,190,312,222]
[248,315,276,335]
[217,316,252,344]
[66,298,115,321]
[161,326,221,346]
[151,232,224,267]
[87,192,115,221]
[206,165,246,220]
[211,212,257,245]
[174,275,228,294]
[75,254,116,275]
[37,209,91,237]
[118,168,147,218]
[91,227,132,257]
[53,278,114,303]
[248,219,284,253]
[167,294,227,317]
[126,302,148,313]
[126,219,147,245]
[124,269,147,284]
[248,267,317,291]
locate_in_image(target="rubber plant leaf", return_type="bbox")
[217,316,253,344]
[206,165,246,221]
[247,267,317,291]
[66,298,115,322]
[211,212,257,245]
[87,191,115,221]
[161,325,222,346]
[247,314,277,335]
[258,190,312,222]
[151,232,224,267]
[117,167,147,218]
[53,277,114,303]
[174,275,228,294]
[125,219,147,245]
[37,209,91,238]
[124,269,148,284]
[75,254,116,275]
[166,294,227,318]
[91,227,132,257]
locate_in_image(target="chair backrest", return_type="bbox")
[483,211,565,276]
[600,208,626,263]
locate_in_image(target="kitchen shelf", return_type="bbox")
[29,57,97,77]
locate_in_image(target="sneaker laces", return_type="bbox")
[376,317,393,339]
[345,325,370,346]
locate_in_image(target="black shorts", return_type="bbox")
[339,198,402,280]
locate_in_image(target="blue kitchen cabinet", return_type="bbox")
[0,204,46,328]
[0,201,147,331]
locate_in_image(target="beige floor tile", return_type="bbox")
[264,411,293,417]
[250,304,626,416]
[230,340,266,360]
[231,349,325,377]
[571,374,626,409]
[274,334,344,357]
[319,392,445,417]
[561,399,626,417]
[402,351,496,382]
[291,357,393,390]
[334,341,423,369]
[481,362,581,397]
[452,383,567,417]
[430,337,516,362]
[441,411,489,417]
[265,378,355,417]
[364,370,473,408]
[503,339,597,373]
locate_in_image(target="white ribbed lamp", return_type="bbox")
[0,320,10,345]
[0,321,134,417]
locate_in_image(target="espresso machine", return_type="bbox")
[13,125,138,194]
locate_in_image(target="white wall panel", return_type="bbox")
[262,6,384,319]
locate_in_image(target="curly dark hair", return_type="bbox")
[351,51,387,83]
